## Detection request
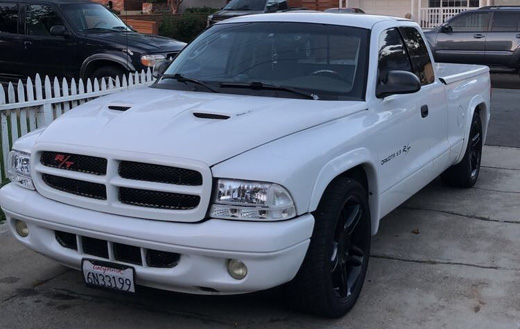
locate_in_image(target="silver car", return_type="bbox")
[424,6,520,73]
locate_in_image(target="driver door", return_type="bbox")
[21,3,78,79]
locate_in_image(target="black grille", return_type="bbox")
[54,232,180,268]
[114,243,142,265]
[119,187,200,210]
[55,231,77,250]
[146,250,180,268]
[40,152,107,175]
[119,161,202,186]
[42,174,107,200]
[82,236,109,258]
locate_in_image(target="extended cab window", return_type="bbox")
[399,27,435,85]
[26,4,64,36]
[378,28,413,83]
[491,12,520,32]
[0,3,19,34]
[449,12,490,32]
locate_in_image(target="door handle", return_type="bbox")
[421,105,429,118]
[516,34,520,39]
[24,41,32,49]
[473,33,485,39]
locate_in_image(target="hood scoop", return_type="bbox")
[108,103,132,111]
[193,112,230,120]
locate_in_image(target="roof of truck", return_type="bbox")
[217,12,400,29]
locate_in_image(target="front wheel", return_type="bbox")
[284,177,371,318]
[441,111,483,188]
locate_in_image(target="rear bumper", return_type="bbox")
[0,183,314,294]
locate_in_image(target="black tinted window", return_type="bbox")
[491,12,520,32]
[378,28,413,83]
[449,12,490,32]
[26,4,64,36]
[399,27,435,85]
[0,3,19,34]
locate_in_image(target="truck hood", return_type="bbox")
[85,32,186,53]
[35,87,366,166]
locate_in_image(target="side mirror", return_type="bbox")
[50,25,70,37]
[265,2,278,12]
[376,71,421,99]
[152,60,171,78]
[440,24,452,33]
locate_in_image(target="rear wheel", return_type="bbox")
[441,111,483,188]
[284,177,371,318]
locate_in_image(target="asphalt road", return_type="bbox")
[0,74,519,328]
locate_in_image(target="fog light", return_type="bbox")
[14,220,29,237]
[227,259,247,280]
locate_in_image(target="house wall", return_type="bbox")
[358,0,412,18]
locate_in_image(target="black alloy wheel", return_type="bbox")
[284,177,371,318]
[441,110,483,188]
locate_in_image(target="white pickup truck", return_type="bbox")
[1,13,490,317]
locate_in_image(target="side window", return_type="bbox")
[0,3,19,34]
[399,27,435,85]
[26,4,64,36]
[491,12,520,32]
[449,12,490,32]
[378,28,413,83]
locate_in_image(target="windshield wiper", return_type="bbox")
[83,27,113,32]
[111,26,129,31]
[161,74,220,93]
[220,81,319,100]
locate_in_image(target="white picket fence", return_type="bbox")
[0,70,155,179]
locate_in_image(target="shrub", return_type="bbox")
[159,12,208,43]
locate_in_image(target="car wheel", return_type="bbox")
[441,110,482,188]
[90,66,126,85]
[284,177,371,318]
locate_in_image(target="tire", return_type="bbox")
[441,111,483,188]
[283,177,371,318]
[90,66,126,84]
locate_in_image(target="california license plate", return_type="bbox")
[82,259,136,293]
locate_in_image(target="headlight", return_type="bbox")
[209,179,296,221]
[8,150,34,190]
[140,54,166,67]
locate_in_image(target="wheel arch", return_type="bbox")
[457,95,489,164]
[309,148,380,235]
[80,53,135,80]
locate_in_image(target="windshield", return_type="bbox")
[61,3,131,32]
[224,0,267,11]
[157,22,369,101]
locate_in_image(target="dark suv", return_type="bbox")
[424,6,520,73]
[0,0,186,83]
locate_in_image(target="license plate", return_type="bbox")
[82,259,136,293]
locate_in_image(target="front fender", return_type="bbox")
[308,148,380,234]
[80,52,136,79]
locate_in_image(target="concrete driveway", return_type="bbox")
[0,86,519,328]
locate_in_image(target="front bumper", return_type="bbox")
[0,184,314,294]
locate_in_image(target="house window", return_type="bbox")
[428,0,478,7]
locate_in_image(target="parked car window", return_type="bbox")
[276,0,288,10]
[399,27,435,85]
[378,28,413,83]
[0,3,19,34]
[26,4,64,36]
[60,3,131,32]
[491,12,520,32]
[449,12,490,32]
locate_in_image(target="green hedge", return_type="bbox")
[160,7,218,43]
